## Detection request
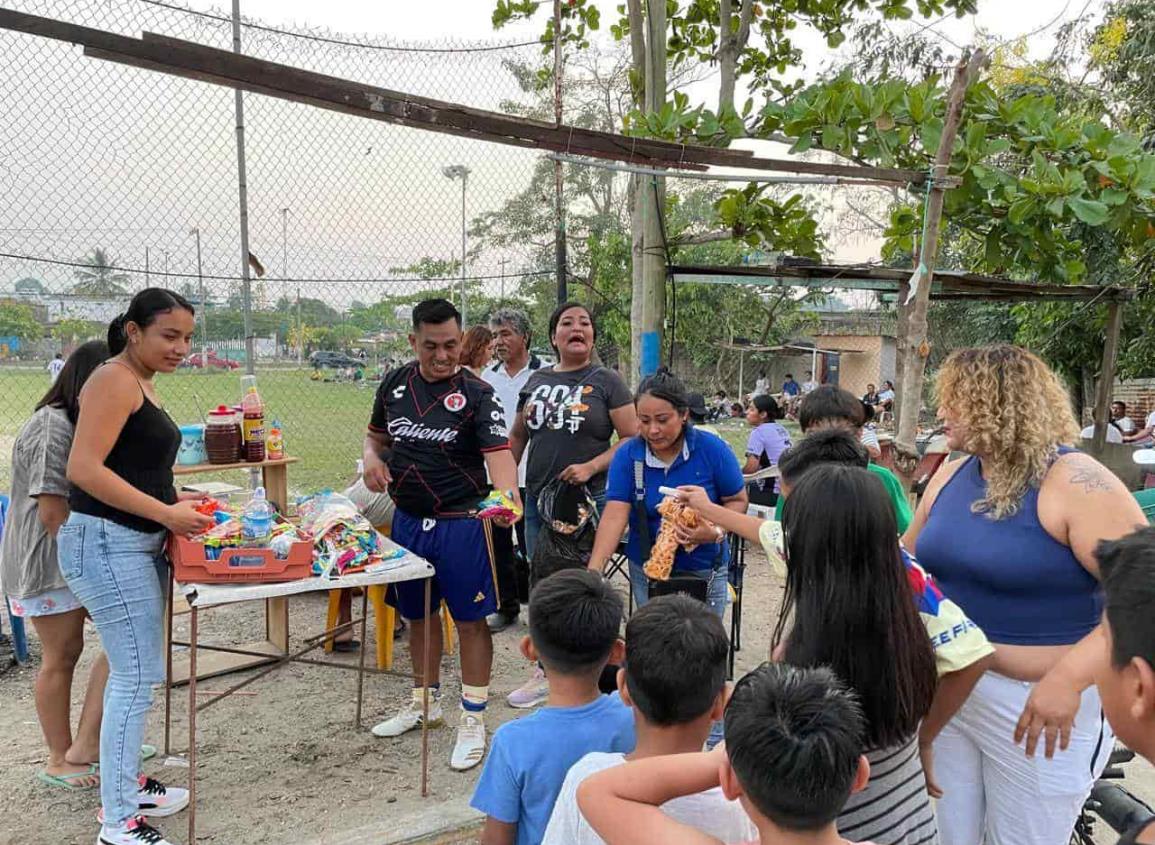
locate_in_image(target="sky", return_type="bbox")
[175,0,1106,268]
[186,0,1097,60]
[0,0,1109,306]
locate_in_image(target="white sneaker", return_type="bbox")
[98,815,177,845]
[450,711,487,771]
[95,778,189,822]
[506,665,549,709]
[371,696,444,738]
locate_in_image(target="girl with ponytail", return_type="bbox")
[60,288,213,845]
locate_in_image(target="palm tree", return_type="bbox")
[71,248,131,296]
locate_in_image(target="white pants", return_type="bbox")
[934,671,1112,845]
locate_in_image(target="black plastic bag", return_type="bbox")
[530,480,598,585]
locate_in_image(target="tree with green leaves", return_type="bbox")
[71,248,131,297]
[494,1,978,382]
[0,300,43,344]
[51,317,105,345]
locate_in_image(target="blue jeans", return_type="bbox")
[523,488,605,563]
[58,513,167,828]
[523,492,543,562]
[627,559,729,618]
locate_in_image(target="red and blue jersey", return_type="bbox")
[901,546,994,676]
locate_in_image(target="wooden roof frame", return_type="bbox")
[671,263,1135,302]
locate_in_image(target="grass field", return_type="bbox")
[0,367,375,494]
[0,365,787,496]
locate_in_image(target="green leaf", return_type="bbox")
[1008,196,1034,225]
[1100,188,1130,206]
[1068,197,1111,226]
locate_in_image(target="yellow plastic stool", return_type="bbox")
[324,587,456,671]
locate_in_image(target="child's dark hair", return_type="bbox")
[778,429,868,486]
[797,385,864,431]
[725,663,865,831]
[528,569,623,675]
[777,465,936,749]
[636,367,688,411]
[1096,527,1155,671]
[109,288,194,356]
[35,340,110,424]
[749,394,780,421]
[412,298,462,330]
[624,594,728,726]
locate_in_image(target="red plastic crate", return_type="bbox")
[169,534,314,584]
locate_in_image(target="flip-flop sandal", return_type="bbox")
[331,639,361,653]
[37,764,99,790]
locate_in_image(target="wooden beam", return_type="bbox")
[0,9,932,183]
[669,264,1134,302]
[1091,301,1124,454]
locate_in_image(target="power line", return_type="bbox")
[0,251,553,285]
[138,0,543,54]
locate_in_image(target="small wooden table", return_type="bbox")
[169,456,299,683]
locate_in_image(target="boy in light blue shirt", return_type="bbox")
[471,570,634,845]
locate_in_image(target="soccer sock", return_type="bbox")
[461,683,489,715]
[411,683,440,709]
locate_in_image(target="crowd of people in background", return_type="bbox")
[7,292,1155,845]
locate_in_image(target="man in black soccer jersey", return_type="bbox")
[363,299,522,771]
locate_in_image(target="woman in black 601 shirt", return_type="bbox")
[506,301,637,709]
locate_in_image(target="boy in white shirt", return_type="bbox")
[542,595,756,845]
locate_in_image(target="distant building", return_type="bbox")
[6,287,128,324]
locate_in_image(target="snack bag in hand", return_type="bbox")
[643,497,701,581]
[476,489,523,522]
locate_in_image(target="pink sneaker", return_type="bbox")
[506,665,549,709]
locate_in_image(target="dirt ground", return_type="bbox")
[2,547,1153,845]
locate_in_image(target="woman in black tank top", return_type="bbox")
[58,289,213,845]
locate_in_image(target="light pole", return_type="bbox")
[281,207,298,364]
[190,228,207,365]
[441,164,470,324]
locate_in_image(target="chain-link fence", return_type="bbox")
[0,0,562,492]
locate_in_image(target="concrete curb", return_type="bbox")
[298,796,483,845]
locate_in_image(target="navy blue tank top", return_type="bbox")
[916,448,1101,646]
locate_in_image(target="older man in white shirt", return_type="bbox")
[481,308,544,632]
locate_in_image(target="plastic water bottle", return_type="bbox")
[242,486,274,547]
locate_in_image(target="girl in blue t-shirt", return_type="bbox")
[587,369,748,618]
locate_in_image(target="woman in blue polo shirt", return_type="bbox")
[587,369,748,616]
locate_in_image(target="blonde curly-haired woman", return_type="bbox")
[904,345,1146,845]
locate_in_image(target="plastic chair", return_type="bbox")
[1134,488,1155,523]
[0,495,28,664]
[323,587,456,671]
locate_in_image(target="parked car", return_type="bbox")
[183,351,241,370]
[310,351,361,369]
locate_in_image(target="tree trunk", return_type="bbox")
[894,50,985,476]
[638,0,667,382]
[626,0,648,388]
[629,173,645,389]
[716,0,754,118]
